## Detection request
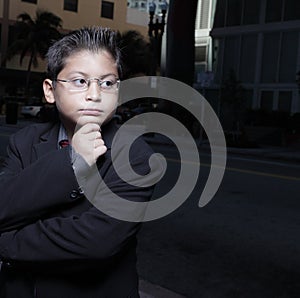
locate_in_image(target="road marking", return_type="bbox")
[227,155,300,169]
[166,158,300,181]
[224,166,300,181]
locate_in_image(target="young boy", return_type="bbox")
[0,27,160,298]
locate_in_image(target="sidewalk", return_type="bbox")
[139,279,185,298]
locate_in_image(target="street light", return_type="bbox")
[296,71,300,93]
[148,0,168,75]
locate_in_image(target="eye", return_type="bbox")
[72,78,87,88]
[100,79,115,89]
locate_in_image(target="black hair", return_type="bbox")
[46,26,122,80]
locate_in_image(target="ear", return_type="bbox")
[43,79,56,104]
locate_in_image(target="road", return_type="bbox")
[137,144,300,298]
[1,118,300,297]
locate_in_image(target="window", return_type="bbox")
[284,0,300,21]
[101,1,114,19]
[260,91,274,111]
[21,0,37,3]
[223,36,240,78]
[261,33,280,83]
[242,0,260,25]
[213,0,226,28]
[265,0,283,23]
[226,0,242,26]
[195,46,207,63]
[64,0,78,12]
[239,35,257,83]
[278,91,292,112]
[279,31,298,83]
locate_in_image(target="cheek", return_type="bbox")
[102,94,118,111]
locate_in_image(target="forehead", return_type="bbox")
[62,50,117,74]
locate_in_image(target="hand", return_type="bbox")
[72,123,107,166]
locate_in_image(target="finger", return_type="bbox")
[93,138,105,148]
[94,145,107,158]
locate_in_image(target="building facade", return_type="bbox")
[210,0,300,114]
[0,0,149,96]
[194,0,216,74]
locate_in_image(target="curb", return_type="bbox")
[139,279,185,298]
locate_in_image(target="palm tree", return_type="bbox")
[118,30,153,79]
[5,10,62,96]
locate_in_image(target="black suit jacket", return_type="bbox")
[0,120,159,298]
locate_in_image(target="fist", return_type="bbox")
[72,123,107,166]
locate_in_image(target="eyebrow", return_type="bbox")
[66,71,118,79]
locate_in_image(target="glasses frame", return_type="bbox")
[54,77,120,93]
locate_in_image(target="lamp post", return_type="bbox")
[296,71,300,94]
[148,0,168,75]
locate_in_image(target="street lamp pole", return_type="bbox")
[296,71,300,93]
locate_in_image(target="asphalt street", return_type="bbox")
[137,143,300,298]
[1,116,300,297]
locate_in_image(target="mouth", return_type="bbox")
[79,109,103,116]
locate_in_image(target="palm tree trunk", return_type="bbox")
[25,52,34,97]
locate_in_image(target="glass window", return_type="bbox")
[242,0,260,25]
[223,36,240,78]
[21,0,37,3]
[260,91,274,111]
[243,89,254,109]
[261,33,280,83]
[195,46,207,63]
[239,35,257,83]
[284,0,300,21]
[101,1,114,19]
[226,0,242,26]
[278,91,292,112]
[265,0,283,23]
[64,0,78,12]
[213,0,226,28]
[279,31,298,83]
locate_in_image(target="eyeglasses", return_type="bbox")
[54,77,120,93]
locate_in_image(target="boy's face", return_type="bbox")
[43,50,119,131]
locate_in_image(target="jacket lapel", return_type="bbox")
[32,122,60,161]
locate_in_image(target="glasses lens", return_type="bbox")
[100,79,119,93]
[69,78,88,92]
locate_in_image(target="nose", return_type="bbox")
[85,79,101,101]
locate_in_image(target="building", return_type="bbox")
[210,0,300,114]
[0,0,149,97]
[194,0,216,74]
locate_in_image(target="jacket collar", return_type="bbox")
[33,122,60,159]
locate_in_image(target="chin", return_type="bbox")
[75,116,102,127]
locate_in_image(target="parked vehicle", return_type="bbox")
[21,98,43,118]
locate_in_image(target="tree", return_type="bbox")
[118,30,152,79]
[5,10,62,96]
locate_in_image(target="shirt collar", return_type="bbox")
[57,120,117,150]
[57,124,68,149]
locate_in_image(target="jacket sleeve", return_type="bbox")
[0,133,82,233]
[0,141,162,270]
